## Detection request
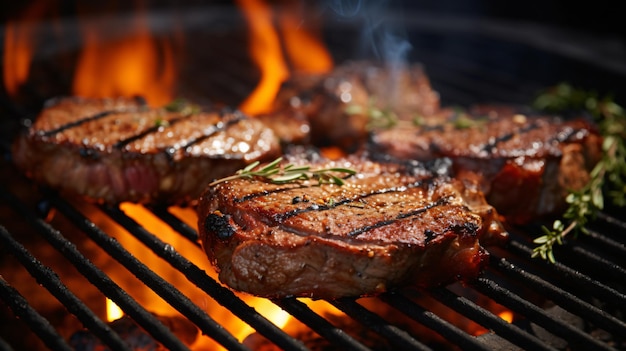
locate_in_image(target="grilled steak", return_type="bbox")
[11,96,281,204]
[368,106,603,223]
[268,61,440,150]
[198,154,507,299]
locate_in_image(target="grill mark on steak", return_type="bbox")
[177,110,247,149]
[234,158,450,204]
[271,180,434,222]
[346,195,452,238]
[40,108,143,137]
[554,125,586,143]
[368,106,603,223]
[113,109,246,154]
[12,97,281,204]
[480,120,542,154]
[112,112,196,149]
[197,154,505,298]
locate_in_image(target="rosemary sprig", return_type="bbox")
[531,83,626,263]
[209,157,357,187]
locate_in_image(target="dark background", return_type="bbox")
[1,0,625,111]
[320,0,626,105]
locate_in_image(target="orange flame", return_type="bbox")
[72,5,176,106]
[277,2,333,74]
[236,0,290,115]
[3,23,32,97]
[2,2,52,97]
[106,298,124,322]
[236,0,332,115]
[498,310,514,323]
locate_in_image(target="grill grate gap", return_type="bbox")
[506,238,626,308]
[330,298,432,351]
[0,190,190,351]
[147,205,201,246]
[489,253,626,336]
[473,276,617,351]
[275,298,372,351]
[565,244,626,282]
[0,225,130,351]
[379,291,491,351]
[45,191,247,351]
[98,204,309,351]
[428,286,557,351]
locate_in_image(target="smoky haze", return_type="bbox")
[325,0,412,105]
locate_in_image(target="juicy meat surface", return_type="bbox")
[11,96,281,204]
[269,61,441,150]
[368,106,603,223]
[198,154,506,299]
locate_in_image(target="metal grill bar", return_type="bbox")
[581,227,626,257]
[45,191,248,351]
[0,225,130,351]
[1,190,190,351]
[275,298,372,351]
[490,254,626,335]
[507,239,626,307]
[148,205,201,246]
[429,286,557,351]
[99,204,309,351]
[473,277,617,351]
[596,213,626,231]
[0,228,74,351]
[331,298,432,351]
[379,292,491,351]
[567,244,626,281]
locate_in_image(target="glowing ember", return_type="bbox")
[72,5,177,106]
[106,298,124,322]
[498,310,514,323]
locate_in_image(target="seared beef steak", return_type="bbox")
[268,61,440,150]
[11,97,281,204]
[198,155,506,299]
[368,106,603,223]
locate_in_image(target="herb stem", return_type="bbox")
[531,83,626,263]
[209,157,357,187]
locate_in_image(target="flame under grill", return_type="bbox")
[2,5,626,351]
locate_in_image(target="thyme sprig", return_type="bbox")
[531,83,626,263]
[209,157,357,187]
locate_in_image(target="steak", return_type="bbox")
[11,96,281,205]
[368,106,603,223]
[197,153,507,299]
[268,61,441,150]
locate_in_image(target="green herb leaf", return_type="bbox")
[209,157,357,187]
[531,83,626,263]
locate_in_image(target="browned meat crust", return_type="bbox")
[368,106,603,223]
[11,96,281,205]
[269,61,440,150]
[197,155,506,299]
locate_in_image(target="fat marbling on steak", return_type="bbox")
[198,153,507,299]
[368,105,603,223]
[11,96,281,204]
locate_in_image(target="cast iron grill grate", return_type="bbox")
[1,162,625,350]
